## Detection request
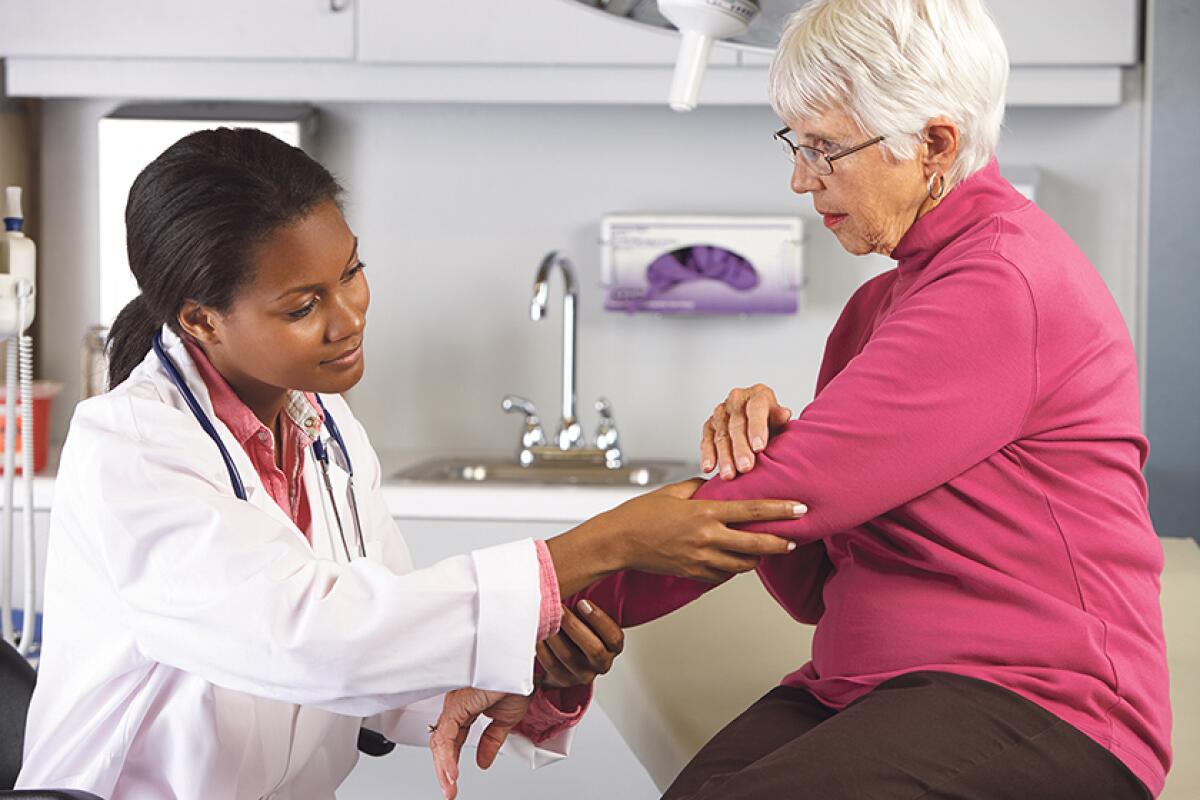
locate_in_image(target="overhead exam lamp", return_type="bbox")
[660,0,758,111]
[565,0,802,111]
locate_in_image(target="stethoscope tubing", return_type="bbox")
[152,332,248,500]
[151,331,365,559]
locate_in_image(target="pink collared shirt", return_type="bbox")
[183,340,579,736]
[183,338,322,539]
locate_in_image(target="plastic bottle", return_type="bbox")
[0,186,37,336]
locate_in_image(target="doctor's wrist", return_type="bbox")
[545,514,625,597]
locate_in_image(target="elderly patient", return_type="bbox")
[566,1,1171,798]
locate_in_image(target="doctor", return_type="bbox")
[17,128,805,799]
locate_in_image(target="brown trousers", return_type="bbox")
[662,672,1152,800]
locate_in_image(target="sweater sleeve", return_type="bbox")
[696,256,1038,542]
[571,571,722,629]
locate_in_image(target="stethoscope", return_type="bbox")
[151,332,366,561]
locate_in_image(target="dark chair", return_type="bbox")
[0,639,103,800]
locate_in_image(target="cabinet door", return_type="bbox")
[358,0,736,66]
[0,0,355,60]
[736,1,1141,68]
[393,517,567,567]
[987,0,1140,65]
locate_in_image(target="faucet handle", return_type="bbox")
[503,394,539,420]
[593,397,622,467]
[502,394,547,462]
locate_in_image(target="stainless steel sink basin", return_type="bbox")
[394,457,698,487]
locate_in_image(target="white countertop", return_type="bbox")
[15,446,682,523]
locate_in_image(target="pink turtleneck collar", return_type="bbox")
[891,159,1031,271]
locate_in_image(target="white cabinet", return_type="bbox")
[0,0,355,60]
[357,0,735,66]
[988,0,1140,65]
[394,517,568,562]
[0,0,1140,107]
[743,0,1140,66]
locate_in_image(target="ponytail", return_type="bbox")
[106,294,161,388]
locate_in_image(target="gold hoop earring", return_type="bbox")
[927,172,946,200]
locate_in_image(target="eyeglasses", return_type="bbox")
[773,127,885,177]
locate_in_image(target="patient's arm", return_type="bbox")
[570,377,848,629]
[569,525,830,630]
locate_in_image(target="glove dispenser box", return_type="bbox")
[600,214,804,315]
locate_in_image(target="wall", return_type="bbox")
[37,91,1146,469]
[0,100,33,215]
[1144,0,1200,541]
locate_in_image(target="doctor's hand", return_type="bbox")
[603,479,804,583]
[430,687,533,799]
[536,600,623,689]
[547,478,806,596]
[701,383,793,480]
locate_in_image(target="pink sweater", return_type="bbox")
[578,160,1171,795]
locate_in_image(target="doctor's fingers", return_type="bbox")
[573,600,624,655]
[542,634,602,688]
[697,497,808,528]
[536,627,614,690]
[536,640,582,689]
[703,549,764,577]
[710,525,801,559]
[556,608,619,673]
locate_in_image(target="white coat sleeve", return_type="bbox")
[78,395,542,716]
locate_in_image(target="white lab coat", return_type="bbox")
[17,327,566,799]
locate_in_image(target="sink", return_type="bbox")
[394,457,698,487]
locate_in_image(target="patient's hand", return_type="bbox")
[701,383,793,480]
[430,687,533,799]
[536,600,623,689]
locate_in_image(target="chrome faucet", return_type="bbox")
[504,251,624,469]
[531,251,584,450]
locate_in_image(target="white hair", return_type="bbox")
[768,0,1009,186]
